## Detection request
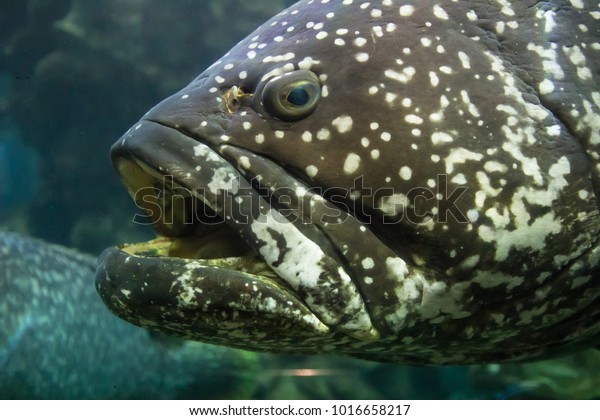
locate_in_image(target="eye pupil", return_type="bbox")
[259,69,321,122]
[286,87,310,106]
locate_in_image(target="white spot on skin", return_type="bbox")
[263,53,296,63]
[317,128,330,141]
[298,57,321,70]
[467,10,478,21]
[564,45,586,67]
[372,26,384,38]
[354,37,367,47]
[405,115,424,125]
[302,131,313,142]
[570,0,584,8]
[362,257,375,269]
[332,115,353,133]
[539,79,555,94]
[399,166,412,181]
[458,51,471,69]
[431,132,453,145]
[445,148,484,174]
[380,132,391,142]
[543,10,556,33]
[433,5,449,20]
[306,165,318,177]
[356,53,370,62]
[399,5,415,16]
[547,125,561,136]
[429,71,439,87]
[467,209,479,222]
[207,167,239,195]
[385,67,416,84]
[451,173,467,185]
[239,156,251,169]
[484,161,508,173]
[527,44,565,80]
[343,153,361,175]
[460,90,481,117]
[502,141,543,185]
[378,194,409,216]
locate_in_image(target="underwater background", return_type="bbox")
[0,0,599,399]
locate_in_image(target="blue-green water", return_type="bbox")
[0,0,598,400]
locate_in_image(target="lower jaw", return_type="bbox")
[94,240,331,341]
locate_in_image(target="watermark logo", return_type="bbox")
[131,174,469,227]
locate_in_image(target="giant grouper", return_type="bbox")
[96,0,600,364]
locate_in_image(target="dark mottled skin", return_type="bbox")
[97,0,600,364]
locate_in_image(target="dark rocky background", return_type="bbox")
[0,0,294,253]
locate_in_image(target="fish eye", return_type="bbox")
[260,70,321,122]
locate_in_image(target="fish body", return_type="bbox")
[0,232,256,398]
[97,0,600,364]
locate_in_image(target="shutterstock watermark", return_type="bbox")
[131,174,469,227]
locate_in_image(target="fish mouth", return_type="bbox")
[96,119,377,346]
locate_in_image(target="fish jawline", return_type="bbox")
[107,120,378,341]
[95,244,331,346]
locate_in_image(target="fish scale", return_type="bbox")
[96,0,600,364]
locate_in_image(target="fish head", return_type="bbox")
[98,0,600,364]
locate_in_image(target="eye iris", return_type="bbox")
[286,87,310,106]
[258,69,321,122]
